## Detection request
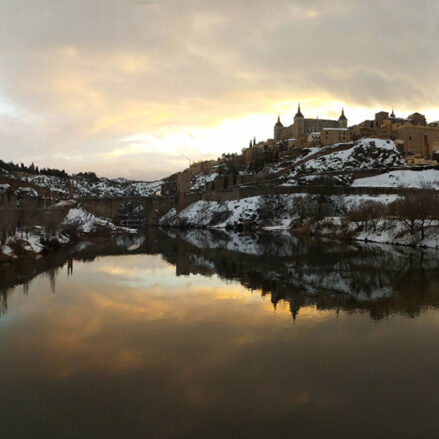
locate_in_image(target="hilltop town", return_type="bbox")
[177,105,439,197]
[3,103,439,261]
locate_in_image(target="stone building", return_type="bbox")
[274,105,348,141]
[394,125,439,158]
[320,128,351,146]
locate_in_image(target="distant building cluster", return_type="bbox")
[351,110,439,163]
[274,104,349,146]
[269,104,439,162]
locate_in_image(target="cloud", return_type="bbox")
[0,0,438,178]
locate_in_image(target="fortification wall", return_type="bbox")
[0,193,60,238]
[0,191,18,238]
[177,184,436,209]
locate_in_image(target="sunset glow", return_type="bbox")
[1,0,438,179]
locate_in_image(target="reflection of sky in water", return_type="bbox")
[1,254,439,438]
[96,254,229,290]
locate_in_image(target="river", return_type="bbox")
[1,230,439,438]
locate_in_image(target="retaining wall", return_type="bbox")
[177,184,438,211]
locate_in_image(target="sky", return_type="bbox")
[0,0,438,181]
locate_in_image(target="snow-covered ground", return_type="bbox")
[62,207,135,234]
[352,169,439,189]
[160,193,402,230]
[284,138,406,184]
[191,173,218,191]
[332,194,401,211]
[269,147,322,174]
[161,195,307,230]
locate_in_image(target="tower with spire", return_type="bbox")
[293,103,305,138]
[338,108,348,128]
[273,115,284,141]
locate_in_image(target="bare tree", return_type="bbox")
[347,201,385,232]
[388,191,439,240]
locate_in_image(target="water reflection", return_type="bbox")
[1,231,439,438]
[2,229,439,320]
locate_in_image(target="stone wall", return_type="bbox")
[0,192,60,239]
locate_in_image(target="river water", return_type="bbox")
[1,230,439,438]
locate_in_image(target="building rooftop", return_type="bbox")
[321,127,349,131]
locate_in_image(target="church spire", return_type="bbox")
[339,107,347,121]
[295,103,303,118]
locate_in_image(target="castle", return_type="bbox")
[270,104,439,161]
[274,104,348,141]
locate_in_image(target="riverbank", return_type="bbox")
[160,191,439,249]
[0,206,136,263]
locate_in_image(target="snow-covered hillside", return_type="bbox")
[285,139,406,184]
[20,174,69,196]
[71,178,164,198]
[352,169,439,189]
[160,193,402,231]
[5,171,165,199]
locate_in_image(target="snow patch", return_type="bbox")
[352,169,439,189]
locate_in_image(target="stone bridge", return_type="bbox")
[80,196,175,226]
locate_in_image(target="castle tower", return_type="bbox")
[338,108,347,128]
[293,104,304,138]
[274,115,284,141]
[390,108,395,119]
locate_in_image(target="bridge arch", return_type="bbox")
[113,200,147,226]
[79,196,176,226]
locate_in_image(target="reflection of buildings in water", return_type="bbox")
[170,230,439,321]
[67,258,73,276]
